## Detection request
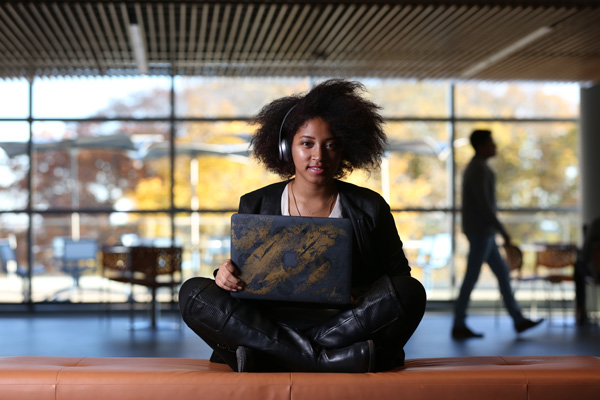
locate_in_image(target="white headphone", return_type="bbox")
[278,104,297,162]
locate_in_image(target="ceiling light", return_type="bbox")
[128,23,148,75]
[461,26,553,79]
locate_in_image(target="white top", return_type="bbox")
[281,183,342,218]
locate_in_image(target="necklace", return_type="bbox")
[290,181,335,217]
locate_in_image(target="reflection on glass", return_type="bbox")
[501,211,579,248]
[455,122,578,208]
[175,77,310,118]
[0,122,30,211]
[381,122,449,209]
[455,82,579,119]
[29,212,173,303]
[453,211,579,303]
[394,211,452,300]
[175,212,234,280]
[362,79,449,118]
[0,213,30,303]
[31,122,170,210]
[0,77,582,305]
[176,122,280,210]
[33,76,172,118]
[0,79,29,118]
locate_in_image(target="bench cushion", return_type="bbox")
[1,355,599,400]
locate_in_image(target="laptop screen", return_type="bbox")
[230,213,353,305]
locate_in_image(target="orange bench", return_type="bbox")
[1,355,599,400]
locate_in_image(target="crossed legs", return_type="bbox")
[179,275,426,372]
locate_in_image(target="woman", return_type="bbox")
[179,79,426,373]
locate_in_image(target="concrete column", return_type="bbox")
[579,83,600,232]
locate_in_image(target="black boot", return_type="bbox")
[307,275,426,370]
[178,278,239,371]
[308,275,405,348]
[235,340,374,373]
[203,337,239,371]
[179,277,374,373]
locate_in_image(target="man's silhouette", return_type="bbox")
[452,129,543,339]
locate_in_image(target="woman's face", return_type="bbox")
[290,118,342,186]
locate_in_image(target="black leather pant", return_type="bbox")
[179,274,426,372]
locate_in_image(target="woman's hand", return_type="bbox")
[215,259,245,292]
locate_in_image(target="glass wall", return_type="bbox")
[0,77,580,305]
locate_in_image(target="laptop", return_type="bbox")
[230,213,353,305]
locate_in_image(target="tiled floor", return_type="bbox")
[1,309,599,360]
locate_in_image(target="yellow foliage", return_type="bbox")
[134,177,170,209]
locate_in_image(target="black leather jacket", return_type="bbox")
[238,180,411,297]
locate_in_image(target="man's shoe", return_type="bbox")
[451,326,484,339]
[515,318,544,334]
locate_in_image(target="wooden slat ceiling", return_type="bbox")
[1,1,599,82]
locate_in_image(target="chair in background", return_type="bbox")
[414,234,451,292]
[534,243,578,322]
[101,245,132,305]
[496,243,540,321]
[1,239,45,276]
[499,243,525,297]
[103,245,182,329]
[0,239,21,276]
[45,238,99,302]
[130,246,182,328]
[61,238,99,289]
[0,239,45,301]
[502,243,523,274]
